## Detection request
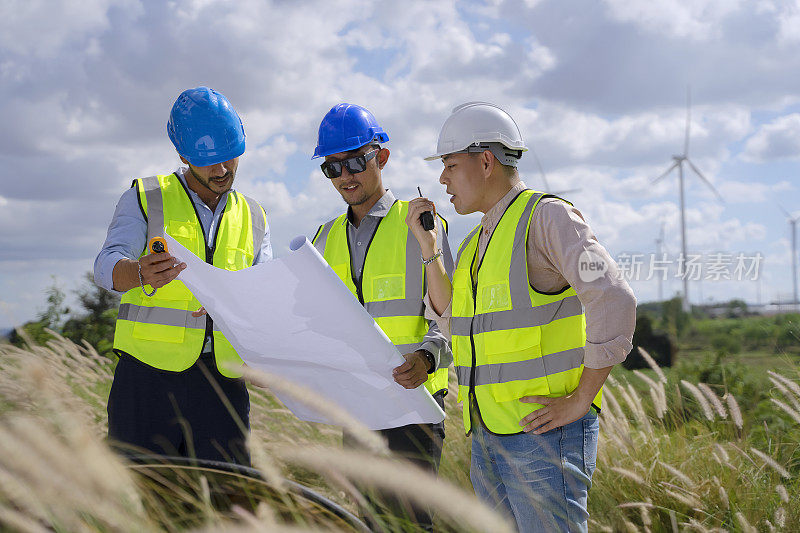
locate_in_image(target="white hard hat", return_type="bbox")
[425,102,528,166]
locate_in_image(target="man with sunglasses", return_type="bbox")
[311,103,454,531]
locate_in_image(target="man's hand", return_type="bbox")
[392,350,431,389]
[405,197,438,258]
[139,252,186,289]
[192,306,207,317]
[518,394,592,434]
[519,366,611,434]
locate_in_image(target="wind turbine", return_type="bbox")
[655,221,666,301]
[652,88,724,312]
[779,205,800,311]
[529,144,581,196]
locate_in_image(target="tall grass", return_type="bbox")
[1,335,799,531]
[592,349,800,531]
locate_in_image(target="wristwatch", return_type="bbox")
[419,349,436,374]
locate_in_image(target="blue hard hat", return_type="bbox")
[167,87,246,167]
[312,103,389,159]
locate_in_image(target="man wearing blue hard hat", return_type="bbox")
[94,87,272,465]
[311,103,454,530]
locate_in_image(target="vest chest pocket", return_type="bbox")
[225,247,252,270]
[451,269,473,316]
[371,274,405,301]
[168,221,201,255]
[478,281,512,313]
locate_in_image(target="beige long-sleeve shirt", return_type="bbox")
[427,180,636,369]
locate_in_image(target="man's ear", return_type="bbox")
[377,148,390,170]
[481,150,494,177]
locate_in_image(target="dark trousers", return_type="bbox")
[107,351,250,466]
[343,391,445,532]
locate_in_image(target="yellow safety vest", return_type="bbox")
[313,200,449,396]
[451,189,601,435]
[113,173,267,378]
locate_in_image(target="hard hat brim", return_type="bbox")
[184,141,245,167]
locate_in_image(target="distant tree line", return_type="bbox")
[628,296,800,369]
[8,283,798,367]
[7,274,120,358]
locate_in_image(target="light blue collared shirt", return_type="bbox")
[94,167,273,293]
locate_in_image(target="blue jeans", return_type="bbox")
[470,409,599,533]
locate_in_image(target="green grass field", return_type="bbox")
[1,324,799,531]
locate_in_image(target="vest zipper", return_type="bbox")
[346,201,395,306]
[467,189,529,436]
[176,174,227,354]
[468,278,479,436]
[203,196,230,352]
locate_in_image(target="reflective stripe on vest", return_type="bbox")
[313,201,450,396]
[113,173,266,377]
[451,189,601,435]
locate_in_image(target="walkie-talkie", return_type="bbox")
[417,187,435,231]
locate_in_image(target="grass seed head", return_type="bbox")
[724,393,743,429]
[637,347,667,383]
[681,380,714,421]
[749,447,791,479]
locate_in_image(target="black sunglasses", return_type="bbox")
[320,149,379,179]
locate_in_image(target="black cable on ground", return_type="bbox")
[120,452,371,533]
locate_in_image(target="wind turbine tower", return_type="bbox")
[780,206,800,311]
[655,222,666,301]
[529,144,580,196]
[652,88,724,312]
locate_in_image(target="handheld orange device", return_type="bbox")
[148,237,168,254]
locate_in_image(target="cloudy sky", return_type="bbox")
[2,0,800,330]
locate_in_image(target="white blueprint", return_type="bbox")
[164,234,445,430]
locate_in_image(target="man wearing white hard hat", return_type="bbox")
[405,102,636,532]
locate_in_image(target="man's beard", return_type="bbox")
[190,166,234,193]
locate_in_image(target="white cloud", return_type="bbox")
[1,0,799,325]
[742,113,800,162]
[238,135,298,182]
[774,0,800,45]
[601,0,744,40]
[516,102,748,173]
[0,0,134,57]
[718,180,773,203]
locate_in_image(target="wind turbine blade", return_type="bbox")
[776,202,800,222]
[684,86,691,157]
[553,188,582,196]
[652,160,679,183]
[529,144,551,191]
[686,158,724,202]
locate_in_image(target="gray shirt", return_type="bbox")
[335,189,454,371]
